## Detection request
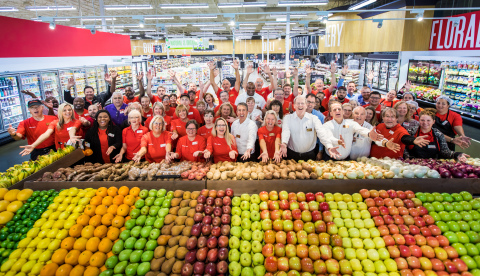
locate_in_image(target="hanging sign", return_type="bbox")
[165,38,209,49]
[429,10,480,51]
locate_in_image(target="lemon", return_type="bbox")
[72,205,84,214]
[11,258,27,272]
[37,238,51,249]
[52,220,65,229]
[58,190,69,197]
[47,239,61,251]
[27,237,42,248]
[47,203,59,210]
[68,188,78,197]
[41,210,53,219]
[77,190,87,197]
[65,204,75,212]
[0,259,16,272]
[64,197,73,204]
[46,229,58,239]
[20,260,36,273]
[56,229,68,240]
[63,219,76,230]
[53,196,64,203]
[37,229,48,238]
[33,218,46,228]
[71,197,80,205]
[15,272,26,276]
[30,262,45,275]
[67,213,80,221]
[38,250,52,262]
[41,220,54,230]
[4,271,16,276]
[58,211,71,220]
[29,249,43,260]
[79,198,91,205]
[20,248,34,260]
[48,211,60,221]
[9,249,23,259]
[56,204,67,212]
[26,228,40,238]
[17,237,31,248]
[85,190,96,198]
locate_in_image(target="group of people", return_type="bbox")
[7,60,472,164]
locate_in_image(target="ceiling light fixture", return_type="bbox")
[165,24,188,27]
[81,17,116,21]
[180,15,218,19]
[119,32,140,35]
[278,1,328,6]
[160,4,209,9]
[348,0,376,10]
[239,27,256,29]
[192,23,224,27]
[229,20,235,26]
[239,23,257,26]
[139,19,145,28]
[373,19,383,28]
[191,32,214,35]
[0,7,18,12]
[200,27,227,30]
[26,6,76,11]
[270,14,308,18]
[264,22,296,25]
[130,28,156,32]
[144,16,174,20]
[218,2,267,8]
[105,5,152,10]
[49,22,56,30]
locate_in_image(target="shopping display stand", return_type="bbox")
[9,149,85,190]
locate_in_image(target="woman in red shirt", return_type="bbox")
[141,96,153,119]
[170,104,189,141]
[145,102,171,131]
[381,90,399,108]
[434,96,471,150]
[133,115,172,163]
[85,110,122,164]
[204,117,238,163]
[19,103,82,155]
[114,110,149,162]
[170,120,206,162]
[257,110,282,162]
[198,110,215,139]
[214,103,237,126]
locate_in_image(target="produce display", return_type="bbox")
[0,146,76,187]
[38,161,210,182]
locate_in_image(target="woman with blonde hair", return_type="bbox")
[19,103,82,155]
[394,100,419,132]
[133,115,172,163]
[170,104,189,141]
[121,102,146,129]
[114,110,149,162]
[342,103,354,119]
[365,106,379,126]
[203,117,238,162]
[215,102,237,126]
[145,102,171,131]
[257,110,282,162]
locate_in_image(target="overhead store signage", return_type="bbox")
[166,38,209,49]
[430,10,480,51]
[324,23,344,48]
[291,35,318,56]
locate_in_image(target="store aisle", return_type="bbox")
[0,139,29,172]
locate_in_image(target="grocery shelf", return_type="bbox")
[417,99,480,129]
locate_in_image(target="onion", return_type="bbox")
[427,170,440,178]
[390,166,401,176]
[403,169,415,178]
[468,173,478,178]
[440,170,451,178]
[346,171,357,180]
[452,170,464,178]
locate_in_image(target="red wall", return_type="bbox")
[0,15,132,58]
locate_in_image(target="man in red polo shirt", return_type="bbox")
[214,91,237,114]
[264,88,294,115]
[305,62,337,110]
[208,60,240,105]
[243,64,277,101]
[145,69,168,104]
[363,91,382,121]
[169,70,211,104]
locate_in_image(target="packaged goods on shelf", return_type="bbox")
[442,61,480,115]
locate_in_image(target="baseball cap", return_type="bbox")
[28,99,43,108]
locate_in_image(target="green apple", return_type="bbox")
[250,194,260,204]
[378,248,390,260]
[251,221,261,231]
[364,219,375,229]
[156,189,166,198]
[348,228,360,238]
[354,219,365,229]
[153,197,164,206]
[348,202,358,211]
[240,194,251,202]
[359,228,370,239]
[229,261,241,276]
[325,193,334,202]
[329,202,338,210]
[252,240,262,253]
[250,203,259,213]
[461,255,477,270]
[252,253,264,266]
[338,202,348,210]
[357,202,367,210]
[240,201,250,211]
[471,210,480,221]
[253,265,266,276]
[369,228,381,238]
[439,211,452,221]
[452,242,467,256]
[352,193,363,202]
[331,210,341,218]
[229,236,240,249]
[261,219,272,230]
[367,249,379,261]
[241,229,252,241]
[252,230,264,242]
[241,210,251,220]
[334,218,345,228]
[363,238,375,249]
[241,267,253,276]
[344,219,354,229]
[232,207,242,216]
[351,210,361,219]
[343,237,352,248]
[157,208,169,218]
[345,248,356,260]
[240,240,252,253]
[352,238,363,249]
[232,197,241,207]
[139,189,149,199]
[251,211,260,222]
[338,227,349,238]
[241,219,252,230]
[232,215,242,226]
[231,226,242,238]
[373,237,385,249]
[443,202,454,211]
[229,248,240,262]
[461,191,473,201]
[356,248,367,260]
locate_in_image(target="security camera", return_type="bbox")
[90,28,96,34]
[377,21,383,28]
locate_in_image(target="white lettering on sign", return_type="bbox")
[143,43,154,54]
[324,23,344,48]
[429,11,480,50]
[262,41,275,52]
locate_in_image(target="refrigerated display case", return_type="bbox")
[96,66,107,94]
[19,73,41,118]
[0,76,22,132]
[85,67,97,94]
[40,72,61,102]
[59,69,74,98]
[407,60,443,87]
[108,65,133,91]
[73,69,86,97]
[364,58,399,92]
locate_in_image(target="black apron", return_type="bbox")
[410,129,440,159]
[434,110,456,151]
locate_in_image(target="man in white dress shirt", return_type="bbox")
[323,102,382,160]
[231,103,258,161]
[279,95,344,161]
[350,106,374,160]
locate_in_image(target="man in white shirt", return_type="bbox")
[231,103,258,161]
[323,102,382,160]
[246,97,263,128]
[350,106,374,160]
[235,82,266,110]
[279,95,343,161]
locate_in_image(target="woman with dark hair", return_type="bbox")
[84,110,122,164]
[268,99,284,127]
[170,120,206,162]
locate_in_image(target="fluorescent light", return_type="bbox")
[262,27,283,29]
[278,1,328,6]
[191,32,214,35]
[26,6,76,11]
[0,7,18,12]
[145,32,166,35]
[165,24,188,27]
[118,32,140,35]
[200,27,226,30]
[144,16,174,20]
[269,13,309,18]
[160,4,209,9]
[180,15,217,19]
[240,23,258,26]
[192,23,224,27]
[348,0,376,10]
[129,29,156,32]
[49,22,55,29]
[167,34,186,37]
[218,2,267,8]
[53,18,70,22]
[105,5,152,10]
[239,27,256,30]
[82,17,116,21]
[264,22,296,25]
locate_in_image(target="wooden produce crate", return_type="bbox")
[206,178,480,196]
[9,149,85,190]
[23,179,206,191]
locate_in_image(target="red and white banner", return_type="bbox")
[429,11,480,51]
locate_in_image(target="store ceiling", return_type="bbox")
[1,0,404,39]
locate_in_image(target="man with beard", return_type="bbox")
[235,82,266,110]
[363,91,382,121]
[171,94,203,124]
[122,72,147,104]
[64,70,117,109]
[208,60,241,105]
[334,86,349,104]
[279,95,343,161]
[170,71,211,104]
[145,69,168,105]
[8,100,57,160]
[73,97,94,137]
[305,62,338,111]
[88,104,99,118]
[323,102,382,160]
[105,92,128,126]
[350,106,374,160]
[243,64,276,101]
[231,103,258,161]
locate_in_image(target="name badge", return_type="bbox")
[137,130,143,133]
[404,123,410,126]
[343,125,349,128]
[188,112,193,115]
[85,142,90,147]
[160,144,166,148]
[442,120,448,125]
[428,145,436,149]
[230,94,234,97]
[192,141,198,145]
[236,134,241,138]
[376,111,381,113]
[269,133,275,136]
[306,128,313,132]
[389,130,394,135]
[67,127,73,131]
[108,133,115,137]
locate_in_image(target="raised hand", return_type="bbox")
[171,132,178,140]
[386,138,401,153]
[264,65,271,74]
[214,68,220,77]
[330,61,337,73]
[20,90,35,97]
[414,135,430,147]
[405,80,412,91]
[231,59,239,70]
[286,70,291,78]
[305,65,312,75]
[147,69,153,81]
[342,64,349,76]
[44,101,54,110]
[19,145,35,156]
[104,73,112,85]
[367,70,374,82]
[168,70,176,80]
[110,70,118,79]
[458,153,470,163]
[136,72,144,81]
[368,127,383,141]
[258,152,269,163]
[271,66,277,76]
[67,77,75,90]
[7,124,16,136]
[293,67,298,77]
[246,64,254,74]
[207,61,215,70]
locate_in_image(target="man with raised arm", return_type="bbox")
[305,62,338,110]
[208,60,241,105]
[64,70,117,109]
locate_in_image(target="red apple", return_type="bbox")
[394,198,405,207]
[420,245,435,259]
[261,210,271,220]
[373,216,385,226]
[315,192,324,202]
[409,225,420,235]
[388,206,399,215]
[423,215,435,225]
[397,191,406,200]
[436,235,449,247]
[288,193,297,202]
[311,211,322,222]
[265,256,278,272]
[388,245,401,258]
[271,210,282,221]
[426,236,439,248]
[398,207,409,216]
[279,200,290,210]
[417,206,428,216]
[259,191,269,202]
[265,230,276,244]
[282,210,293,221]
[394,215,405,225]
[420,226,432,237]
[296,192,306,202]
[269,191,279,201]
[322,211,333,222]
[359,189,371,198]
[404,234,416,246]
[395,257,409,270]
[444,246,459,259]
[276,232,287,245]
[404,199,415,208]
[393,233,406,245]
[225,188,234,197]
[399,245,411,258]
[374,197,385,206]
[379,190,389,198]
[405,190,415,199]
[263,244,274,257]
[430,258,445,271]
[305,193,315,202]
[299,202,309,211]
[387,189,397,198]
[388,224,399,235]
[407,256,421,269]
[403,215,415,225]
[369,207,380,217]
[384,215,394,225]
[428,225,442,236]
[292,209,302,220]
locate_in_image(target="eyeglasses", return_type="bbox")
[153,122,164,125]
[186,128,196,131]
[307,101,316,104]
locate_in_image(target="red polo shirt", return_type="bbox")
[17,115,57,149]
[175,135,207,162]
[370,123,409,159]
[124,96,140,104]
[198,125,214,140]
[171,106,203,124]
[206,135,238,163]
[48,119,82,149]
[256,87,271,101]
[258,126,282,159]
[122,125,149,160]
[216,87,238,106]
[140,131,171,163]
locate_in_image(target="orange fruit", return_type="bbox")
[70,265,85,276]
[129,187,140,197]
[89,215,102,227]
[123,195,136,206]
[86,237,100,252]
[111,216,125,228]
[107,252,114,258]
[55,264,73,276]
[100,265,107,272]
[60,237,75,250]
[84,205,96,216]
[78,251,94,266]
[120,226,126,232]
[112,195,124,206]
[77,214,91,226]
[40,263,58,276]
[84,266,100,276]
[73,237,88,251]
[89,252,107,267]
[117,204,130,216]
[125,216,131,222]
[90,196,103,206]
[96,187,108,197]
[107,205,118,215]
[51,248,68,265]
[107,187,118,197]
[118,186,129,196]
[69,224,83,238]
[94,225,108,238]
[98,238,113,253]
[65,249,81,266]
[102,196,113,206]
[81,225,95,239]
[101,213,114,226]
[95,205,108,216]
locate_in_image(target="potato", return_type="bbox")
[206,172,214,179]
[213,171,221,180]
[227,171,235,178]
[251,172,258,180]
[236,171,243,180]
[219,166,226,172]
[221,171,228,180]
[244,167,251,174]
[242,172,250,180]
